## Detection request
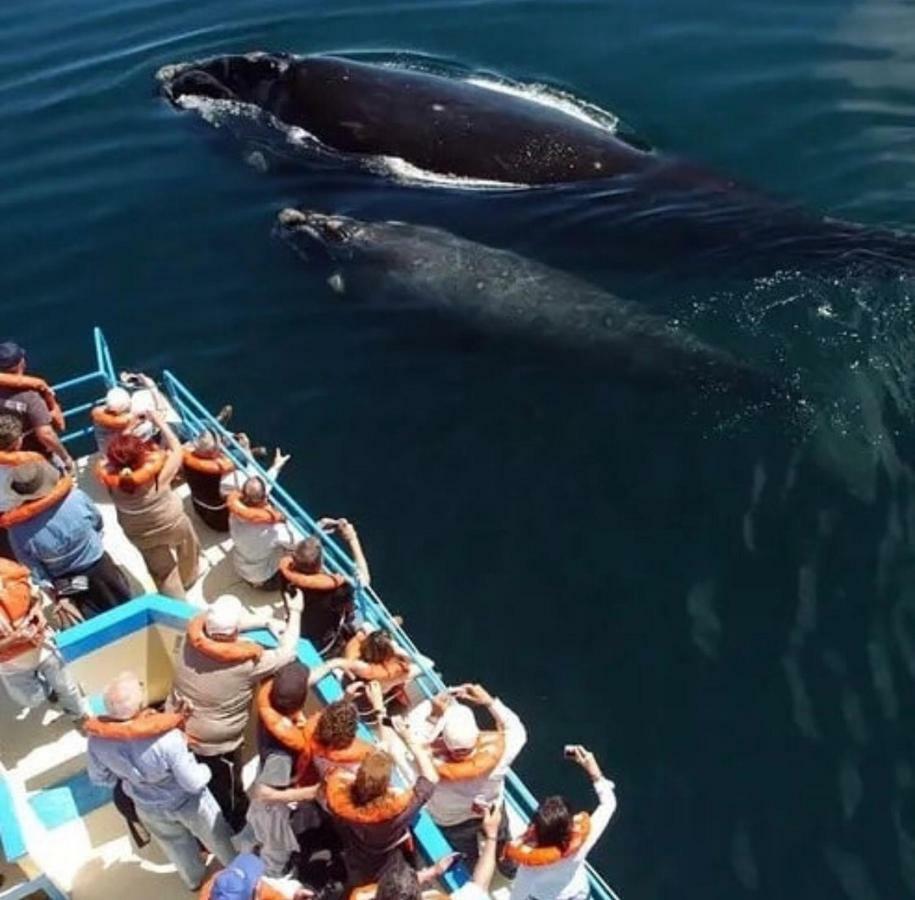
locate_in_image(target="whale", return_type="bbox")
[275,207,791,401]
[157,52,666,186]
[158,53,915,276]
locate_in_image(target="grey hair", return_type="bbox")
[103,671,144,721]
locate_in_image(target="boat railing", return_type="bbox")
[50,330,621,900]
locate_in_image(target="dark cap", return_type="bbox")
[0,342,25,370]
[270,661,310,715]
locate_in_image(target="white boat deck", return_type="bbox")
[0,438,521,899]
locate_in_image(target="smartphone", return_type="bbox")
[471,795,488,814]
[563,745,578,759]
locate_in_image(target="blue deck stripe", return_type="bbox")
[0,773,27,861]
[28,771,112,831]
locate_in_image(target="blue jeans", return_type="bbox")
[135,789,236,888]
[0,649,88,720]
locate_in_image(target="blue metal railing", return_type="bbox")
[52,331,620,900]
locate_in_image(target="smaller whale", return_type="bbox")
[276,208,784,400]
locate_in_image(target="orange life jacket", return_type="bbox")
[255,678,310,754]
[182,448,235,476]
[324,770,414,825]
[0,373,65,432]
[344,633,412,686]
[226,492,285,525]
[199,874,286,900]
[0,474,73,528]
[279,555,346,592]
[503,812,592,867]
[0,558,42,663]
[84,708,186,742]
[95,448,166,492]
[0,450,46,467]
[434,730,505,782]
[185,615,263,664]
[90,406,135,433]
[293,711,375,785]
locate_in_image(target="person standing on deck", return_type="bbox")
[505,747,617,900]
[86,671,236,890]
[406,682,526,876]
[6,460,131,618]
[279,522,370,657]
[226,461,294,591]
[167,591,305,832]
[99,408,201,598]
[0,341,74,472]
[0,557,88,724]
[182,429,237,533]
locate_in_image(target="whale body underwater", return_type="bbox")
[276,207,789,400]
[158,53,915,275]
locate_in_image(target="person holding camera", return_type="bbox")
[505,746,617,900]
[167,590,305,832]
[98,408,202,598]
[405,681,526,876]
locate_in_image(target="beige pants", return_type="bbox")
[135,514,201,599]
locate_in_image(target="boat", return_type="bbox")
[0,329,622,900]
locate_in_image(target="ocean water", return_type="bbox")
[4,1,915,898]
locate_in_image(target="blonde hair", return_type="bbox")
[352,750,393,806]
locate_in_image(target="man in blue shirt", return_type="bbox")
[87,671,236,889]
[7,460,131,618]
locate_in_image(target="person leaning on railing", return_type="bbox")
[506,746,618,900]
[99,408,202,598]
[0,341,74,473]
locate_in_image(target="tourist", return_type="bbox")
[182,429,237,532]
[323,712,440,885]
[6,460,131,618]
[99,408,201,598]
[505,746,617,900]
[226,464,294,590]
[279,520,370,655]
[298,697,374,783]
[0,341,73,471]
[198,851,311,899]
[0,557,88,724]
[352,801,504,900]
[407,682,526,874]
[85,671,236,890]
[168,591,305,831]
[343,628,415,714]
[91,387,136,454]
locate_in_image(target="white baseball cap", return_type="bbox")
[105,387,131,414]
[205,595,243,637]
[441,703,480,752]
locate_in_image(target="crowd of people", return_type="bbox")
[0,340,618,900]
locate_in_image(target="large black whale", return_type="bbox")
[157,52,720,187]
[275,207,787,400]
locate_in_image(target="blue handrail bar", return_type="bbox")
[159,366,621,900]
[48,332,620,900]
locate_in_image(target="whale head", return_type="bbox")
[157,53,293,107]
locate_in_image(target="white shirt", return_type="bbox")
[508,778,617,900]
[221,465,297,586]
[406,698,527,827]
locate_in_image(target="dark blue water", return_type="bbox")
[5,1,915,898]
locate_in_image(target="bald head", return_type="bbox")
[194,429,220,459]
[103,671,143,721]
[241,476,267,507]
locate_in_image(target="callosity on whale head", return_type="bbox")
[156,52,293,106]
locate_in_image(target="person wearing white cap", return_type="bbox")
[167,590,304,832]
[91,386,135,455]
[406,682,527,875]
